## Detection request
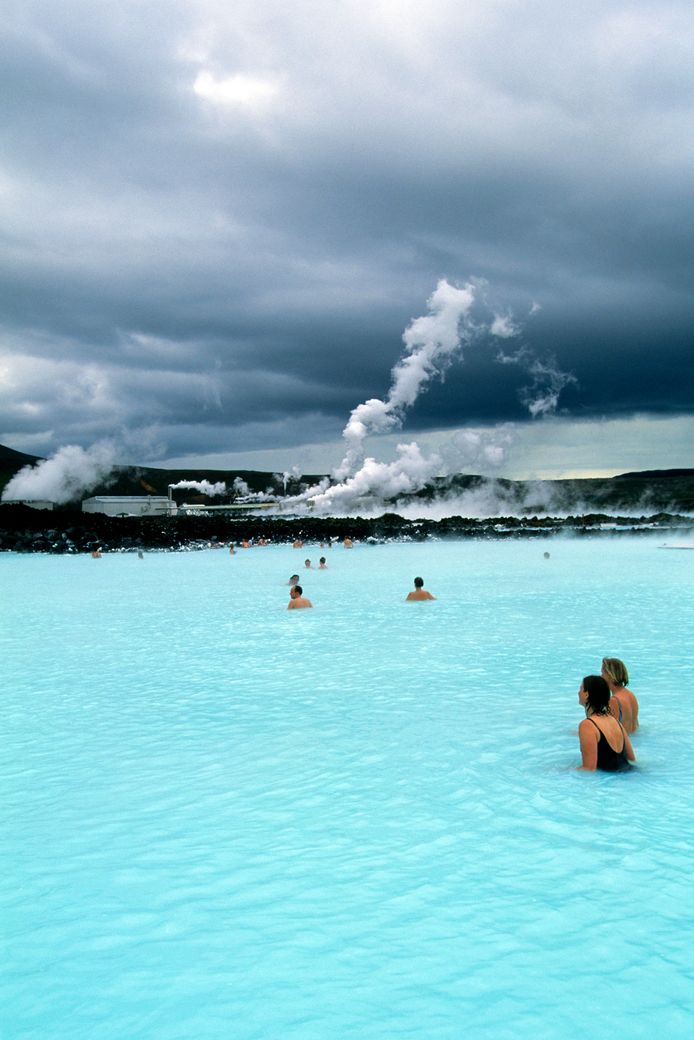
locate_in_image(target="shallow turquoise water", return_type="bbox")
[2,537,694,1039]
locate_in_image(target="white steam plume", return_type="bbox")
[280,275,577,517]
[521,357,578,418]
[232,477,250,496]
[231,476,277,502]
[495,347,577,418]
[170,479,226,496]
[297,429,516,516]
[307,442,442,513]
[437,426,516,474]
[334,279,478,480]
[283,466,303,488]
[490,313,519,339]
[1,441,118,505]
[266,279,573,517]
[283,278,523,513]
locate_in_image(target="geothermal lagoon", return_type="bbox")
[2,536,694,1039]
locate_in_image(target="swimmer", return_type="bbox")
[319,557,327,569]
[292,539,304,549]
[343,537,353,548]
[287,573,300,587]
[229,543,235,555]
[288,584,313,609]
[543,551,550,559]
[90,549,102,558]
[137,550,144,559]
[403,578,437,603]
[241,539,251,549]
[602,657,639,734]
[406,576,436,601]
[304,558,312,569]
[577,675,635,772]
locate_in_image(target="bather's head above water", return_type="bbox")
[601,657,629,687]
[579,675,611,716]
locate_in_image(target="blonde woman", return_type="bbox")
[602,657,639,734]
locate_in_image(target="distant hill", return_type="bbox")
[0,444,43,497]
[413,470,694,513]
[100,463,329,501]
[0,444,42,469]
[0,442,692,513]
[0,442,328,502]
[615,468,694,480]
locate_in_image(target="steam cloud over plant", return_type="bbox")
[285,279,576,515]
[1,442,118,505]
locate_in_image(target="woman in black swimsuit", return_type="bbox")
[577,675,636,772]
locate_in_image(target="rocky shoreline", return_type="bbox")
[0,504,692,553]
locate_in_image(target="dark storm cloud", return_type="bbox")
[1,0,693,463]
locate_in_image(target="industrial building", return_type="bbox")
[82,496,174,517]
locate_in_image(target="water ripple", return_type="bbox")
[2,540,693,1038]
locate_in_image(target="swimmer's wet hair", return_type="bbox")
[583,675,611,715]
[414,576,424,588]
[602,657,629,686]
[294,584,303,595]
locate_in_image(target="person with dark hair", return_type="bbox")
[287,585,313,609]
[406,576,436,601]
[577,675,635,772]
[602,657,639,734]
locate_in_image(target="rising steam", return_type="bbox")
[305,442,442,512]
[283,278,573,514]
[2,280,575,519]
[169,479,226,496]
[1,442,118,505]
[333,280,478,480]
[521,357,577,418]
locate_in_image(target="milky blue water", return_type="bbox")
[2,537,694,1039]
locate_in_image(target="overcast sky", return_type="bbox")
[1,0,693,479]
